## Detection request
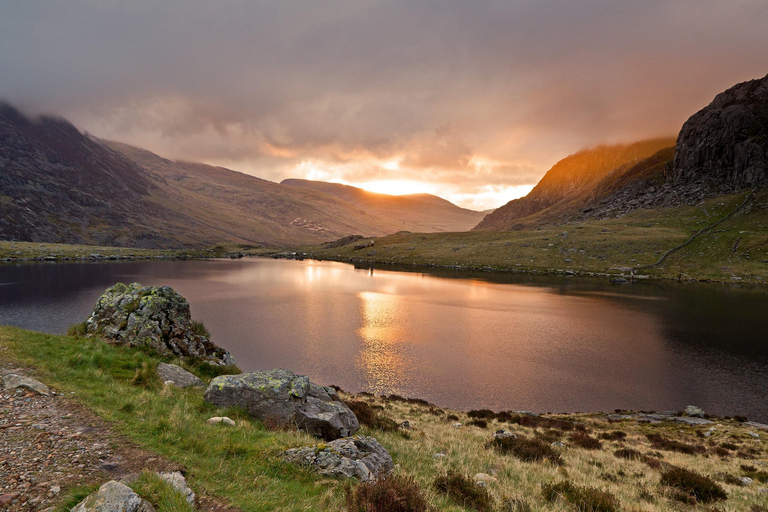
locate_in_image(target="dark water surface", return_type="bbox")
[1,258,767,421]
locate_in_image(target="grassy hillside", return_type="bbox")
[281,179,487,232]
[2,326,767,511]
[298,189,768,284]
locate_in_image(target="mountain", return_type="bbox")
[281,179,486,232]
[473,138,676,230]
[0,104,413,248]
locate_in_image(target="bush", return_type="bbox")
[613,448,643,460]
[570,432,602,450]
[598,431,627,441]
[508,414,579,431]
[490,435,563,465]
[659,467,727,503]
[434,471,494,512]
[346,475,434,512]
[191,320,210,337]
[541,481,619,512]
[344,401,399,432]
[468,409,497,419]
[467,419,488,429]
[67,322,88,337]
[646,433,705,455]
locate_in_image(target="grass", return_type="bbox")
[433,471,494,512]
[2,325,768,511]
[346,475,434,512]
[296,189,768,285]
[659,467,728,503]
[541,481,619,512]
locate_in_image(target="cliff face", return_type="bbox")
[673,73,768,188]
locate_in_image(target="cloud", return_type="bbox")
[1,0,767,209]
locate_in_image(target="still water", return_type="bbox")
[1,258,767,421]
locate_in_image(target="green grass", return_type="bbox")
[2,325,768,511]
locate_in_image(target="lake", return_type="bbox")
[1,258,767,421]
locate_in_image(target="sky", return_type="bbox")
[1,1,767,210]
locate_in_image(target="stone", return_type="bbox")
[551,441,565,448]
[85,283,234,366]
[740,477,754,486]
[71,481,145,512]
[156,363,203,388]
[473,473,497,485]
[749,431,760,439]
[433,453,447,459]
[672,416,713,426]
[284,436,393,482]
[399,420,411,430]
[451,422,462,429]
[1,374,50,396]
[294,397,360,441]
[204,369,358,440]
[684,405,705,418]
[157,472,195,506]
[493,429,516,440]
[206,416,236,426]
[0,493,20,507]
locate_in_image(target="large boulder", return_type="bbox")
[284,436,393,482]
[204,369,358,440]
[71,481,152,512]
[86,283,234,366]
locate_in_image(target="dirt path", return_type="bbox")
[0,359,185,512]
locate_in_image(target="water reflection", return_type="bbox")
[0,258,767,421]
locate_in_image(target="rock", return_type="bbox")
[610,276,628,284]
[71,481,146,512]
[157,472,195,506]
[672,416,713,426]
[473,473,497,485]
[551,441,565,448]
[284,436,393,482]
[740,477,754,486]
[49,486,61,496]
[451,422,462,429]
[85,283,234,366]
[294,397,360,441]
[204,369,358,440]
[100,462,121,472]
[749,431,761,439]
[433,453,447,459]
[399,420,411,430]
[206,416,236,426]
[1,374,50,396]
[493,429,516,439]
[684,405,705,417]
[156,363,203,388]
[0,493,20,507]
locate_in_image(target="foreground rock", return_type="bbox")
[86,283,234,366]
[157,472,195,506]
[1,374,50,396]
[156,363,203,388]
[284,436,393,482]
[204,369,358,440]
[71,481,151,512]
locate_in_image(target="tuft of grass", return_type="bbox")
[659,467,727,503]
[646,433,705,455]
[613,448,643,460]
[433,470,494,512]
[346,475,434,512]
[183,357,241,379]
[502,497,532,512]
[128,471,196,512]
[466,419,488,429]
[131,362,161,390]
[490,435,563,465]
[598,431,627,441]
[55,483,101,512]
[541,481,619,512]
[190,320,210,337]
[67,322,88,337]
[344,400,399,432]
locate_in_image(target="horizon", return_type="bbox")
[2,1,767,209]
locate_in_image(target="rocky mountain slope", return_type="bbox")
[282,179,486,232]
[0,104,480,248]
[473,138,675,230]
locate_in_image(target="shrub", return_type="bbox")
[570,432,602,450]
[384,394,432,406]
[541,481,619,512]
[613,448,643,460]
[490,435,563,465]
[508,414,579,431]
[434,471,494,512]
[67,322,88,337]
[190,320,210,337]
[598,431,627,441]
[467,419,488,429]
[445,414,459,422]
[346,475,434,512]
[345,401,399,432]
[646,433,705,455]
[659,467,727,503]
[468,409,497,419]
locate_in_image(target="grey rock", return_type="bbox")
[493,429,516,439]
[206,416,236,426]
[433,453,447,459]
[157,472,195,506]
[745,421,768,431]
[71,481,144,512]
[672,416,713,426]
[156,363,203,388]
[294,397,359,441]
[399,420,411,430]
[85,283,234,366]
[308,383,340,402]
[740,477,754,486]
[284,436,393,482]
[749,431,761,439]
[1,374,50,395]
[684,405,705,417]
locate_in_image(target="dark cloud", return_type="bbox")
[1,0,767,208]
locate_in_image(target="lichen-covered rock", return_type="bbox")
[295,397,360,440]
[1,374,50,396]
[284,436,393,482]
[71,481,148,512]
[86,283,234,366]
[157,472,195,506]
[156,363,204,388]
[204,369,358,440]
